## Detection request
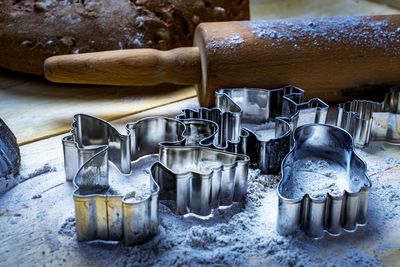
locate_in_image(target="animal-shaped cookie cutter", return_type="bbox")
[277,124,371,239]
[336,86,400,147]
[178,86,329,174]
[63,114,249,245]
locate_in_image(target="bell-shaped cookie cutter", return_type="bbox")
[336,86,400,147]
[277,124,371,239]
[63,114,249,245]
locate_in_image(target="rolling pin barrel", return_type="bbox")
[44,15,400,107]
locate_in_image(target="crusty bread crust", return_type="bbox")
[0,0,249,75]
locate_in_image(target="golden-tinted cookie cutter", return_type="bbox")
[63,114,248,245]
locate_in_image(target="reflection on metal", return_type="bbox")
[63,114,249,245]
[0,118,20,194]
[178,86,329,174]
[337,86,400,147]
[277,124,371,239]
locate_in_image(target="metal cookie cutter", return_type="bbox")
[153,145,249,216]
[63,114,248,245]
[336,85,400,147]
[176,93,244,152]
[63,114,218,181]
[277,124,371,239]
[0,118,20,194]
[218,87,329,174]
[178,86,329,174]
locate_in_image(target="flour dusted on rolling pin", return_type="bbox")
[248,16,400,51]
[206,34,245,52]
[204,16,400,53]
[44,15,400,107]
[192,15,400,106]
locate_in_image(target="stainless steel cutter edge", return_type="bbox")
[0,118,21,194]
[217,87,329,174]
[63,114,219,181]
[72,146,160,246]
[178,86,330,174]
[72,145,249,245]
[336,85,400,147]
[277,124,371,239]
[64,114,249,245]
[153,145,249,216]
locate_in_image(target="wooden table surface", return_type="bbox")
[0,0,399,145]
[1,1,399,266]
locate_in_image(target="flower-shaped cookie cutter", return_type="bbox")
[277,124,371,239]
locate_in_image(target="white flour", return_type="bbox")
[1,140,399,266]
[281,159,345,199]
[248,16,400,53]
[206,34,245,52]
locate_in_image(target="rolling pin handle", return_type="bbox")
[44,47,201,86]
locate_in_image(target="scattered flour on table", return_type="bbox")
[19,163,57,182]
[1,163,57,196]
[59,217,76,237]
[56,159,400,266]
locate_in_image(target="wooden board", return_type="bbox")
[0,0,399,145]
[0,99,398,266]
[369,0,400,9]
[0,68,197,145]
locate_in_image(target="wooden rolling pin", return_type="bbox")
[44,15,400,107]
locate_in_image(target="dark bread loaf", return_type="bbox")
[0,0,249,75]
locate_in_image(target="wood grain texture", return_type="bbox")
[250,0,400,19]
[45,48,201,86]
[194,14,400,106]
[0,68,197,145]
[2,0,400,144]
[44,14,400,107]
[0,118,398,265]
